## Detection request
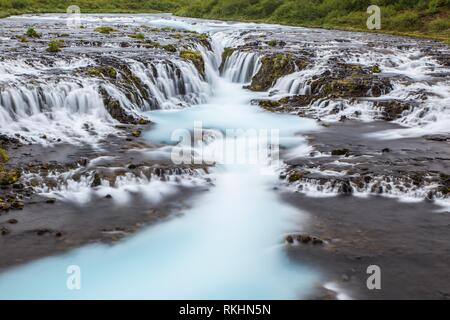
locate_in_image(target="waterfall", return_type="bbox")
[272,71,312,95]
[0,52,214,144]
[0,81,117,145]
[221,51,261,83]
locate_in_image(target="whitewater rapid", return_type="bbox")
[0,17,322,299]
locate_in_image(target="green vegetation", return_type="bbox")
[46,39,61,52]
[176,0,450,43]
[87,66,118,78]
[95,26,117,34]
[0,0,449,42]
[180,49,205,76]
[25,26,40,38]
[0,147,20,187]
[129,33,145,40]
[0,148,9,163]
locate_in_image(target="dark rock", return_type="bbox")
[331,149,350,156]
[1,227,9,235]
[285,235,294,244]
[250,53,308,91]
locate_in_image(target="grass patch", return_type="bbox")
[46,39,61,52]
[95,26,117,34]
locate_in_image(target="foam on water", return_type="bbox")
[0,30,321,298]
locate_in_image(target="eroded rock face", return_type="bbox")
[249,53,308,91]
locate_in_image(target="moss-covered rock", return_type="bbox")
[162,44,177,53]
[0,147,9,162]
[25,27,41,38]
[309,63,392,98]
[258,99,281,110]
[47,40,61,53]
[95,26,117,34]
[219,47,235,71]
[87,66,117,79]
[0,169,21,186]
[131,130,142,138]
[180,49,205,77]
[374,100,411,121]
[129,33,145,40]
[249,53,308,91]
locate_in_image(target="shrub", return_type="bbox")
[25,27,40,38]
[428,17,450,32]
[390,11,421,31]
[47,40,61,53]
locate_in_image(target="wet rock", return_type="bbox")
[374,100,412,121]
[285,235,294,244]
[286,233,325,245]
[297,234,312,244]
[331,149,350,156]
[250,53,308,91]
[308,63,392,99]
[219,47,235,71]
[1,227,9,235]
[338,181,353,195]
[131,130,142,138]
[10,200,24,210]
[180,50,205,77]
[8,219,18,224]
[36,229,52,236]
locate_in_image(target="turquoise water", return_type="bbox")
[0,15,321,300]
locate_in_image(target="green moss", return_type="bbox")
[88,67,102,77]
[0,148,9,162]
[258,100,281,110]
[129,33,145,40]
[180,49,205,76]
[161,26,176,32]
[371,65,381,73]
[88,67,118,79]
[19,36,28,43]
[221,47,234,63]
[131,130,141,137]
[108,67,117,78]
[267,39,277,46]
[46,40,61,53]
[25,27,40,38]
[250,53,302,91]
[95,26,117,34]
[288,171,304,183]
[162,44,177,52]
[0,169,21,186]
[138,118,149,125]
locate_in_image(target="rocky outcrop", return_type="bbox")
[374,100,413,121]
[249,53,308,91]
[308,63,392,98]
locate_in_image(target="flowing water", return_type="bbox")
[0,15,322,299]
[0,13,449,299]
